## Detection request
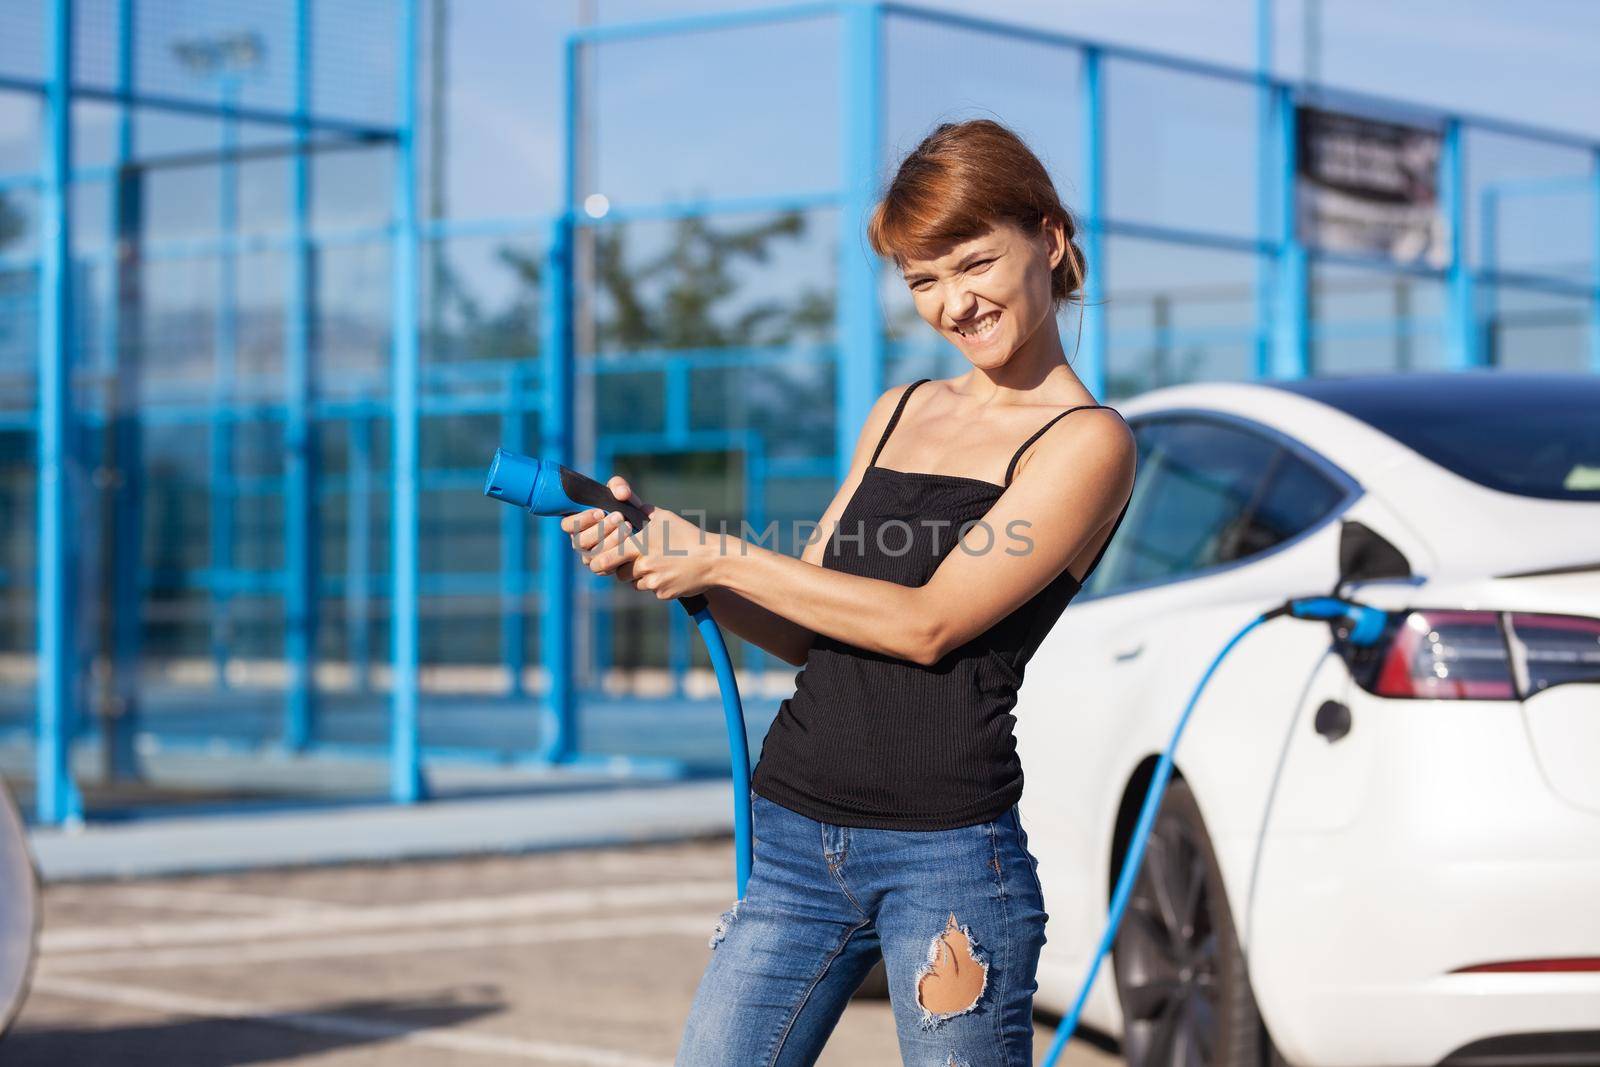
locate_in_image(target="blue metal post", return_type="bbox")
[740,445,767,677]
[285,0,319,749]
[1478,189,1498,280]
[500,365,527,698]
[835,0,884,484]
[1079,46,1107,397]
[595,593,612,691]
[37,0,83,826]
[210,76,238,691]
[1253,0,1274,379]
[666,366,688,697]
[1270,83,1308,378]
[538,30,580,764]
[347,410,372,693]
[1442,117,1479,369]
[390,0,426,800]
[538,214,576,762]
[106,0,142,779]
[670,591,689,698]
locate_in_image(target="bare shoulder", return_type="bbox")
[1010,404,1136,507]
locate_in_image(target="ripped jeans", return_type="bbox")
[676,788,1049,1066]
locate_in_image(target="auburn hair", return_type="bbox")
[866,119,1087,312]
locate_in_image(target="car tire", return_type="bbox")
[1111,778,1268,1066]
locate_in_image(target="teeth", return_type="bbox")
[957,312,1000,338]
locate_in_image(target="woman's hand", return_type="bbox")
[558,475,724,600]
[560,475,644,585]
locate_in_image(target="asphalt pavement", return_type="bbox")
[7,840,1122,1066]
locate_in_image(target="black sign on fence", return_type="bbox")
[1297,105,1447,269]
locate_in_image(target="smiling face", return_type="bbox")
[899,218,1065,367]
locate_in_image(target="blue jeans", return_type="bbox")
[676,789,1050,1066]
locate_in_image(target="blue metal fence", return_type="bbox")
[0,0,1596,824]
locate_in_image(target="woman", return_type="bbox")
[563,118,1137,1065]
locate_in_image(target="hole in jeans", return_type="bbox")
[708,898,741,949]
[913,912,990,1029]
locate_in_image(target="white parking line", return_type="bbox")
[74,884,349,916]
[518,852,729,878]
[39,912,716,973]
[43,879,732,953]
[30,975,673,1067]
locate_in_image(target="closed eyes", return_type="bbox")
[908,258,996,291]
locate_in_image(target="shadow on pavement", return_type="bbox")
[2,989,506,1065]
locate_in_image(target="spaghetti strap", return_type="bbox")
[1002,403,1120,487]
[870,378,932,466]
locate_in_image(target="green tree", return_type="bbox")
[433,206,835,361]
[593,209,834,351]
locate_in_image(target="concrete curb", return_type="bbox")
[27,779,738,882]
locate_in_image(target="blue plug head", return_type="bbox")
[483,450,701,614]
[483,448,588,517]
[484,448,541,510]
[485,448,628,522]
[1343,603,1390,647]
[1287,595,1389,647]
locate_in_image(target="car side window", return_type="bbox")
[1079,420,1176,596]
[1231,447,1346,561]
[1083,416,1339,597]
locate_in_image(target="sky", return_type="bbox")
[429,0,1600,224]
[596,0,1600,138]
[5,0,1595,203]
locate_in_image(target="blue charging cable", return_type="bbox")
[1037,593,1388,1064]
[485,449,1390,1053]
[484,449,753,896]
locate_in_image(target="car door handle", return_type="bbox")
[1113,642,1144,661]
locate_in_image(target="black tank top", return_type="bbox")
[750,378,1133,830]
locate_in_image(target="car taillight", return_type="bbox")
[1373,609,1515,699]
[1339,608,1600,701]
[1508,611,1600,694]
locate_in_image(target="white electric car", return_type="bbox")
[1015,370,1600,1066]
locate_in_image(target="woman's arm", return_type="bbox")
[708,383,914,665]
[707,408,1136,665]
[697,586,811,667]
